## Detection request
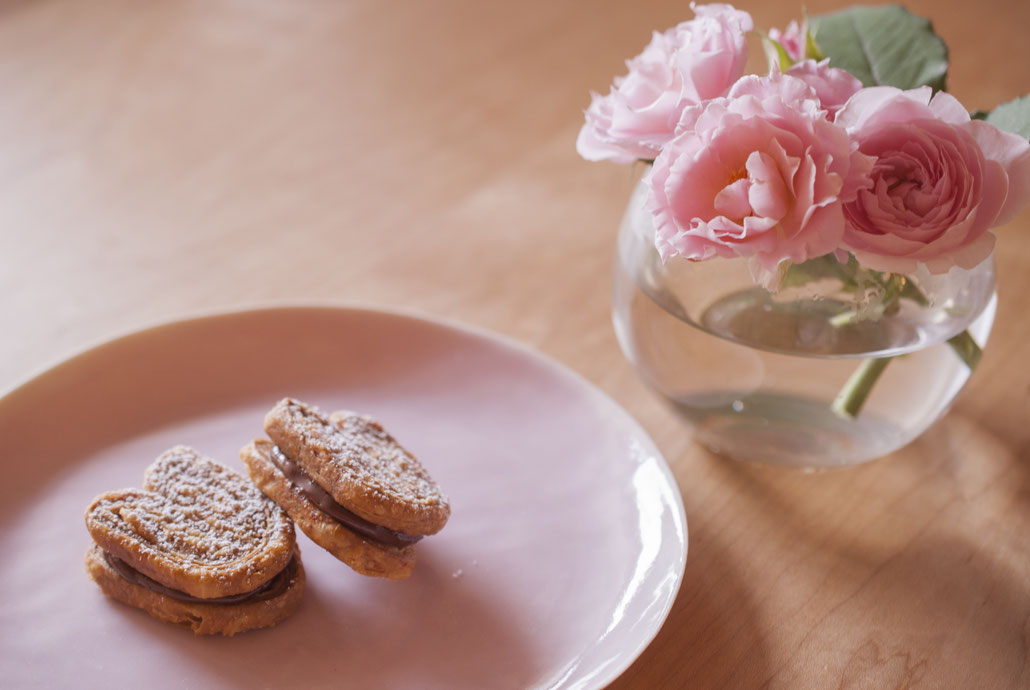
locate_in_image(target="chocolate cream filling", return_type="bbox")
[269,444,422,548]
[103,551,298,604]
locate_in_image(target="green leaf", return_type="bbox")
[810,5,948,91]
[779,255,842,289]
[984,94,1030,140]
[779,253,862,290]
[803,18,824,60]
[762,35,796,72]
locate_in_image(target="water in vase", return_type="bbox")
[611,256,996,468]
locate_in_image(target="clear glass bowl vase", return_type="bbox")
[612,180,997,468]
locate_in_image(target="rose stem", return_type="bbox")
[831,357,891,418]
[947,330,982,369]
[832,330,982,419]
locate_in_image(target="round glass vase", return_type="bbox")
[612,180,997,468]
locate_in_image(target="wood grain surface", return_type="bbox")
[1,0,1028,687]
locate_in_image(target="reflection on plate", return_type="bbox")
[0,306,686,689]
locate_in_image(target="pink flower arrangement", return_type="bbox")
[578,3,1030,277]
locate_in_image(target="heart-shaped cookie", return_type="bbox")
[84,446,305,635]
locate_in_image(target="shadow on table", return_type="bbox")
[699,413,1030,687]
[611,412,1029,687]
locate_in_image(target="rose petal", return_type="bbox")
[927,91,972,125]
[714,178,754,219]
[964,119,1030,225]
[836,86,933,132]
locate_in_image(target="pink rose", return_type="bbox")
[836,87,1030,273]
[648,72,873,270]
[576,3,753,163]
[784,59,862,120]
[768,20,805,62]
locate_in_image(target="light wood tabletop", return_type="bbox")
[2,0,1028,687]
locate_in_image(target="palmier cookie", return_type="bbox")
[241,398,450,580]
[84,446,305,636]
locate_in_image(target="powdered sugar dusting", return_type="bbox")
[85,446,294,595]
[138,446,288,562]
[264,399,450,534]
[325,413,442,500]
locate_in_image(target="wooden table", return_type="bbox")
[2,0,1028,686]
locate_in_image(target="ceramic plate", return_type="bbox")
[0,306,686,689]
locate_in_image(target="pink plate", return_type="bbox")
[0,306,687,689]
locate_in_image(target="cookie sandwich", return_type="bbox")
[84,446,305,636]
[241,398,450,580]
